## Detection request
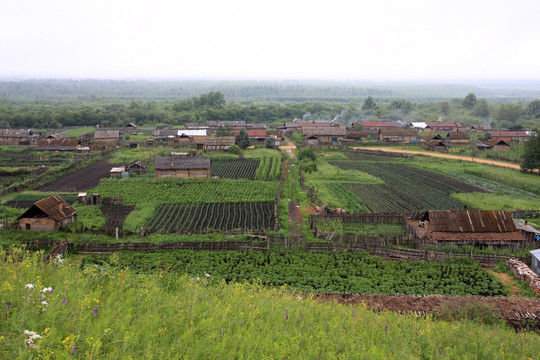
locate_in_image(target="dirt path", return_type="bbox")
[487,270,521,297]
[280,140,297,159]
[286,160,302,235]
[358,147,523,170]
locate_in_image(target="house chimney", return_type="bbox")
[524,220,528,226]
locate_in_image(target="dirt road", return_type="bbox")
[358,147,523,170]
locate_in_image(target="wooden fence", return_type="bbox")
[21,238,530,265]
[309,213,414,225]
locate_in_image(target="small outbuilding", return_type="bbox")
[426,140,447,151]
[110,166,125,178]
[126,161,147,175]
[16,196,77,231]
[203,136,236,152]
[531,249,540,277]
[155,156,211,178]
[486,138,511,151]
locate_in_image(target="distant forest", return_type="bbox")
[0,80,539,130]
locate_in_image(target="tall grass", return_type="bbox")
[1,248,539,359]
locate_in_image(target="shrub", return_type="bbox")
[434,298,503,326]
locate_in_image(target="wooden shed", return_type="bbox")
[426,140,447,151]
[302,127,346,143]
[110,166,125,178]
[16,196,77,231]
[203,136,236,151]
[155,156,211,178]
[126,161,147,175]
[485,138,511,151]
[419,209,525,249]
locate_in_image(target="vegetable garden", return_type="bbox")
[145,202,275,234]
[84,250,508,296]
[210,159,260,180]
[327,161,485,213]
[91,178,278,205]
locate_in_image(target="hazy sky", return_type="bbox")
[1,0,539,81]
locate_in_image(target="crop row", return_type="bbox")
[146,202,275,234]
[328,162,474,212]
[211,159,260,180]
[84,250,508,296]
[91,177,278,205]
[313,221,406,236]
[255,156,282,181]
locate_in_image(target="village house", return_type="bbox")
[302,126,346,144]
[488,130,530,142]
[409,122,428,132]
[124,123,138,134]
[412,209,525,250]
[177,129,207,149]
[424,121,463,133]
[94,130,120,143]
[207,120,246,131]
[36,137,80,151]
[203,136,236,151]
[445,131,470,146]
[16,195,77,231]
[345,128,369,141]
[152,129,178,141]
[379,127,418,142]
[232,129,268,144]
[358,121,396,133]
[0,129,31,145]
[154,156,210,178]
[280,121,334,132]
[470,125,492,132]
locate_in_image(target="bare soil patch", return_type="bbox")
[38,159,119,192]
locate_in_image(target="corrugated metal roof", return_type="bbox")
[37,138,79,150]
[486,138,510,146]
[94,130,120,139]
[30,196,77,222]
[177,129,207,137]
[426,122,461,128]
[530,249,540,258]
[427,140,445,147]
[380,128,418,136]
[155,156,210,170]
[360,122,396,127]
[429,210,517,233]
[207,121,246,127]
[0,129,30,137]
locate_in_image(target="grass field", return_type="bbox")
[1,249,539,359]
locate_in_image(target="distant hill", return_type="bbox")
[1,79,540,103]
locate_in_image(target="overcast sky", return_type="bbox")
[1,0,539,81]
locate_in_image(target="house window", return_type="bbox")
[25,223,31,230]
[332,137,338,142]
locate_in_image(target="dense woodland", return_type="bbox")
[0,80,540,130]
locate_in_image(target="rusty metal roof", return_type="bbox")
[155,156,210,170]
[429,210,517,233]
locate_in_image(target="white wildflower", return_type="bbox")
[204,273,211,278]
[41,287,54,294]
[25,284,35,290]
[41,300,48,306]
[297,296,303,301]
[194,277,200,281]
[53,254,65,264]
[23,330,41,348]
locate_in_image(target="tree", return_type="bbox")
[462,93,477,109]
[216,124,232,136]
[521,131,540,173]
[362,96,377,111]
[526,100,540,119]
[265,137,274,149]
[439,102,450,116]
[494,104,524,128]
[235,128,250,149]
[472,99,489,118]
